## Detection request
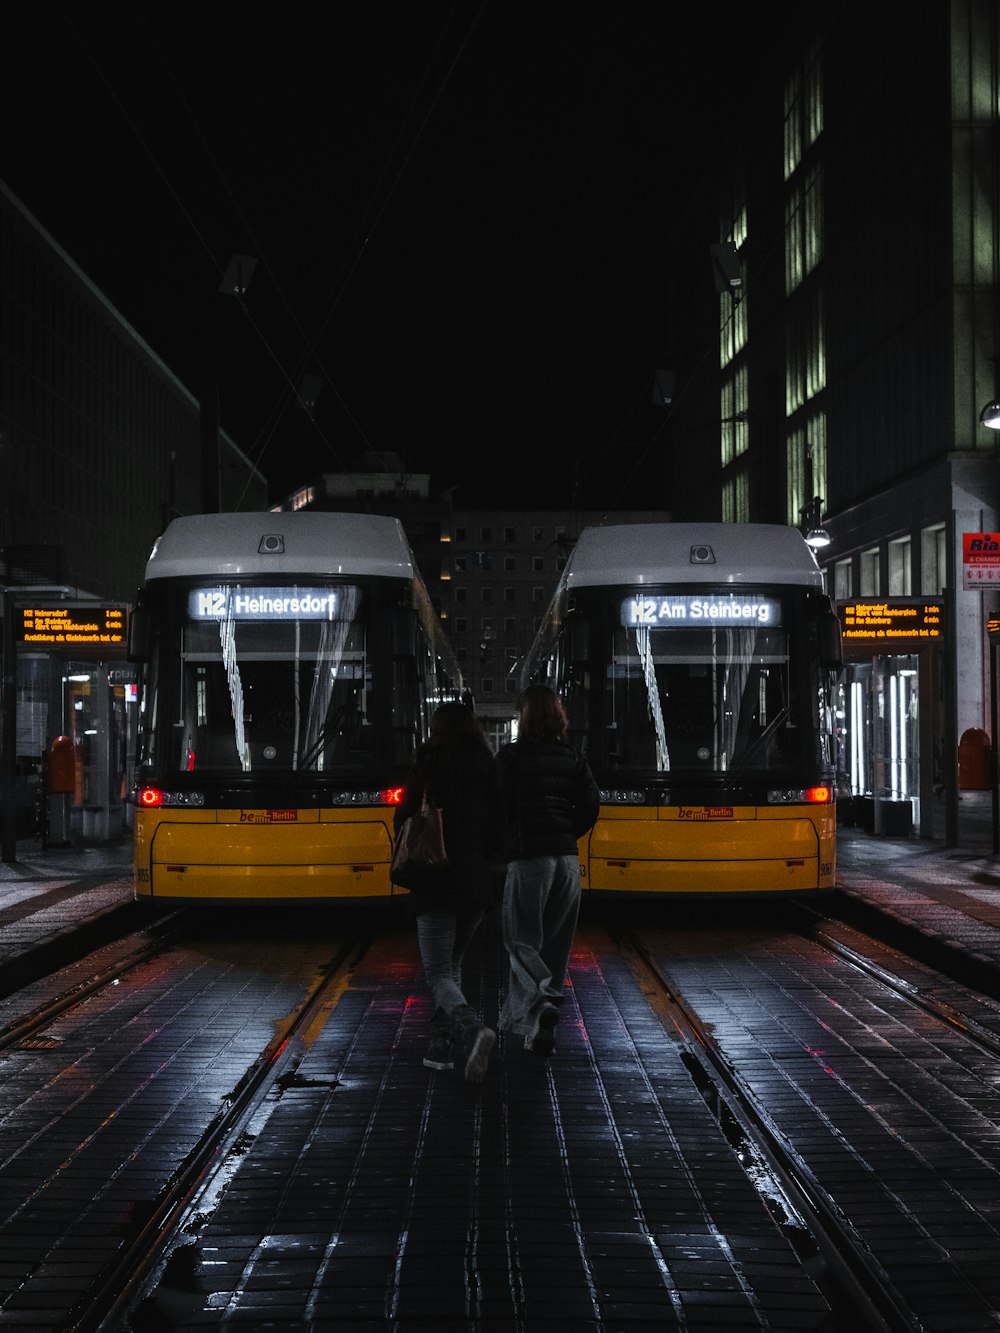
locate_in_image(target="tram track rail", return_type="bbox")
[0,901,381,1333]
[5,887,1000,1331]
[792,898,1000,1057]
[0,911,189,1055]
[609,892,1000,1333]
[618,925,911,1333]
[78,927,371,1333]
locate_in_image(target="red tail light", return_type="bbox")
[138,786,165,807]
[805,785,832,803]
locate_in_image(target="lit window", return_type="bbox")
[833,558,852,599]
[888,537,911,595]
[860,547,880,596]
[921,524,947,595]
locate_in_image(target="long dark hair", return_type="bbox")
[418,701,490,794]
[516,684,568,742]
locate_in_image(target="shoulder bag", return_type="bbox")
[390,794,449,891]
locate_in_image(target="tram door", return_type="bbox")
[835,653,920,833]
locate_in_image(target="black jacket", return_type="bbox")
[496,737,601,859]
[393,736,507,913]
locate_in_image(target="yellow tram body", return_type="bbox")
[580,802,836,896]
[133,805,399,903]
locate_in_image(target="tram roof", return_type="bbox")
[564,522,824,589]
[143,512,416,581]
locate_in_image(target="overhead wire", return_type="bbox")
[52,5,315,492]
[50,2,829,523]
[54,1,489,510]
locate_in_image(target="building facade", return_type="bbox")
[666,0,1000,842]
[1,181,266,853]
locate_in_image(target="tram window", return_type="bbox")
[163,600,374,773]
[602,624,795,773]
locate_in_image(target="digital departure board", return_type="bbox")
[838,599,943,644]
[17,604,126,646]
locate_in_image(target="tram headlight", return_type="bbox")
[767,786,832,804]
[329,790,393,805]
[133,786,206,808]
[599,789,647,804]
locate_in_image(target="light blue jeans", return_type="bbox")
[498,854,581,1036]
[415,907,486,1025]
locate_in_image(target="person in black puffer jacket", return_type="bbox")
[496,684,600,1057]
[394,701,507,1083]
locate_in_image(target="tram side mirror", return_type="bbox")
[391,607,419,659]
[127,605,151,663]
[817,610,843,671]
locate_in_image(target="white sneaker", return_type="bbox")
[463,1024,496,1083]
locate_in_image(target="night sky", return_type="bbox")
[4,4,793,511]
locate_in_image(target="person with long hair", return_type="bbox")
[393,701,507,1083]
[496,684,601,1056]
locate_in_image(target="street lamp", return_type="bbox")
[801,495,831,548]
[800,442,831,547]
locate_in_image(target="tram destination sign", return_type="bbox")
[837,599,943,645]
[621,593,782,627]
[187,586,355,621]
[17,603,126,646]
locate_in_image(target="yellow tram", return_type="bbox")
[127,511,462,904]
[521,522,843,897]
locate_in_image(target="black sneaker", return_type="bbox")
[423,1026,454,1071]
[526,1001,559,1057]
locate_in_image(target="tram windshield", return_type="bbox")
[139,582,380,776]
[583,591,813,777]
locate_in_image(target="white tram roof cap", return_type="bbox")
[564,522,824,588]
[144,511,416,581]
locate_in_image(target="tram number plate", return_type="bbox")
[677,806,734,820]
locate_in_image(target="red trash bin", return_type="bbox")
[958,727,991,790]
[47,735,76,795]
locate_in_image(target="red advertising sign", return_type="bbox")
[963,533,1000,588]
